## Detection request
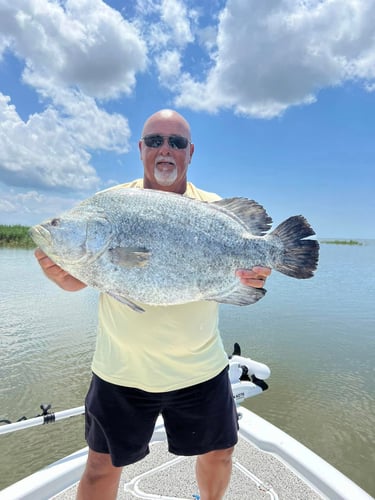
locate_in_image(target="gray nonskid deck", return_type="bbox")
[55,436,321,499]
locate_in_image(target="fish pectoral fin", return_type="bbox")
[108,246,150,268]
[107,292,145,313]
[207,284,266,306]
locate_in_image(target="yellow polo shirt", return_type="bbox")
[91,180,229,392]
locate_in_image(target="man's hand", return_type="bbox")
[34,248,87,292]
[236,266,271,288]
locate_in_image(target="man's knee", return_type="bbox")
[77,449,123,500]
[83,449,122,482]
[198,447,234,466]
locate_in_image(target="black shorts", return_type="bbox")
[85,367,238,467]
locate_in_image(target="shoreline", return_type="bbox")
[0,225,35,249]
[0,225,368,248]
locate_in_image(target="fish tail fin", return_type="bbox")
[270,216,319,278]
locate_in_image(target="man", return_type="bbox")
[35,109,271,500]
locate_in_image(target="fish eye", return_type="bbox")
[50,218,60,227]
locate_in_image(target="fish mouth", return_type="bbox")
[29,225,52,247]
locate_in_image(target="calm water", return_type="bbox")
[0,243,374,496]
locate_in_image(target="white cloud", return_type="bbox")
[0,0,147,191]
[196,25,218,53]
[134,0,195,51]
[160,0,194,47]
[1,0,374,203]
[165,0,375,117]
[40,86,131,153]
[0,92,129,191]
[0,186,81,225]
[156,50,182,85]
[0,0,147,99]
[0,198,15,214]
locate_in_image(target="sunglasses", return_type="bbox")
[142,134,190,150]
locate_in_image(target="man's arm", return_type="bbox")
[34,248,87,292]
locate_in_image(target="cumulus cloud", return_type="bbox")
[1,0,374,208]
[165,0,375,117]
[0,0,147,191]
[156,50,182,85]
[0,91,131,191]
[160,0,194,47]
[134,0,195,51]
[0,186,82,225]
[0,0,147,99]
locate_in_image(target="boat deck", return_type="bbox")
[55,435,321,500]
[2,406,371,500]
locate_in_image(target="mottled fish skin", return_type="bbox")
[29,188,319,312]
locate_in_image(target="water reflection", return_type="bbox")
[0,243,374,495]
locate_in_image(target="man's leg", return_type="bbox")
[195,446,234,500]
[76,448,123,500]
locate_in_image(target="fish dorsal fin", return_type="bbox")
[108,246,150,268]
[212,198,272,235]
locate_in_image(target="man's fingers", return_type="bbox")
[235,267,271,289]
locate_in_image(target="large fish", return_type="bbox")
[29,188,319,312]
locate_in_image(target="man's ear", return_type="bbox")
[189,142,195,163]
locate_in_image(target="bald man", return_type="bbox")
[35,109,271,500]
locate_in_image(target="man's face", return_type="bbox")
[139,115,194,193]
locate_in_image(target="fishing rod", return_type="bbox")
[0,344,271,435]
[0,404,84,436]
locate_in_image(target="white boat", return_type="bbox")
[0,349,372,500]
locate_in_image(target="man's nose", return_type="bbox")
[159,138,173,153]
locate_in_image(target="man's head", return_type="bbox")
[139,109,194,193]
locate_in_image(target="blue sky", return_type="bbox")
[0,0,374,239]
